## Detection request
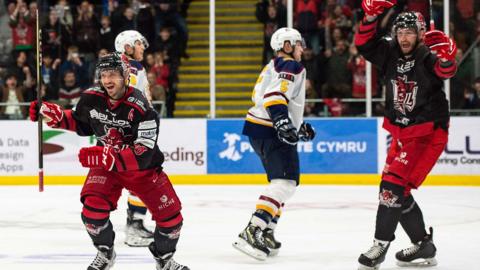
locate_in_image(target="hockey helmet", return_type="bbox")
[114,30,149,53]
[270,27,305,52]
[95,53,130,83]
[392,11,426,35]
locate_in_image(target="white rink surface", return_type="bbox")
[0,185,479,270]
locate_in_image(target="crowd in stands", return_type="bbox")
[256,0,480,116]
[0,0,479,120]
[0,0,191,119]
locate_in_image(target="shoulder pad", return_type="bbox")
[124,87,148,114]
[273,57,304,75]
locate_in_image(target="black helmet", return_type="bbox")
[95,52,129,83]
[392,11,426,35]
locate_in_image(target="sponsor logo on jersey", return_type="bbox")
[158,195,176,210]
[397,60,415,73]
[89,109,131,128]
[86,175,107,185]
[278,72,295,82]
[392,75,418,115]
[127,96,146,111]
[395,151,409,165]
[379,188,401,208]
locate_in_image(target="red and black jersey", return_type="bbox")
[355,18,457,138]
[63,85,164,172]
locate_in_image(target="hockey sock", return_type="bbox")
[400,195,427,243]
[267,203,284,230]
[81,214,115,247]
[374,181,405,241]
[153,222,183,256]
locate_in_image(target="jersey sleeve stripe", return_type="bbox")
[124,101,146,115]
[263,99,288,108]
[264,92,289,102]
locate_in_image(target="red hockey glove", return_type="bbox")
[298,122,316,142]
[78,146,115,171]
[362,0,395,17]
[29,101,64,127]
[424,30,457,61]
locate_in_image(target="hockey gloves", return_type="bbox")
[362,0,395,17]
[78,146,116,171]
[29,101,64,127]
[298,122,316,142]
[272,115,299,145]
[424,30,457,62]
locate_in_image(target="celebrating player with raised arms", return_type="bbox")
[355,0,457,269]
[233,27,315,261]
[29,53,189,270]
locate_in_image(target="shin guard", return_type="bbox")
[400,195,427,243]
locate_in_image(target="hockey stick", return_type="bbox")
[428,0,435,30]
[36,9,44,192]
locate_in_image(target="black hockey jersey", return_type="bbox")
[65,85,164,171]
[355,18,457,137]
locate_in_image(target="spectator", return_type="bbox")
[147,72,166,115]
[41,53,61,100]
[9,0,35,53]
[0,73,26,119]
[347,44,377,99]
[154,27,180,69]
[58,70,82,108]
[87,48,108,84]
[74,0,100,58]
[301,46,320,95]
[149,52,170,92]
[136,1,156,47]
[256,1,286,64]
[295,0,321,53]
[53,0,74,33]
[99,15,115,51]
[59,45,88,87]
[7,51,35,98]
[42,8,70,58]
[153,0,189,58]
[321,39,351,98]
[462,86,479,109]
[117,6,135,33]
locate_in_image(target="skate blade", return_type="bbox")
[232,237,268,261]
[396,257,437,267]
[124,236,154,247]
[267,248,280,257]
[358,264,380,270]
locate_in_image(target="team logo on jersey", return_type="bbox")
[219,133,243,161]
[397,60,415,73]
[98,127,131,149]
[278,72,295,82]
[379,188,401,208]
[392,75,418,115]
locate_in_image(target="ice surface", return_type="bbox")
[1,185,479,270]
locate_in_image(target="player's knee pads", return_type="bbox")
[82,196,111,220]
[378,180,405,209]
[154,222,183,255]
[265,179,297,204]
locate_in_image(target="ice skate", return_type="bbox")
[396,227,437,267]
[358,239,390,270]
[87,245,116,270]
[233,224,270,260]
[124,209,154,247]
[149,243,190,270]
[263,228,281,257]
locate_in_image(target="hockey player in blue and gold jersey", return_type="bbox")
[233,28,316,261]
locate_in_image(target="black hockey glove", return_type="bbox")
[298,122,315,141]
[272,115,299,145]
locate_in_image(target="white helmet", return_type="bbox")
[270,27,303,52]
[114,30,149,53]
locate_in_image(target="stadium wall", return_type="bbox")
[1,118,479,186]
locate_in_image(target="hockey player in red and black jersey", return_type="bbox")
[115,30,155,247]
[232,28,315,261]
[355,1,457,269]
[29,53,189,270]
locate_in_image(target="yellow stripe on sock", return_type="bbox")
[256,204,276,217]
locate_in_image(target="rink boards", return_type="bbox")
[1,118,479,185]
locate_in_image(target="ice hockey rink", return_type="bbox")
[0,184,479,270]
